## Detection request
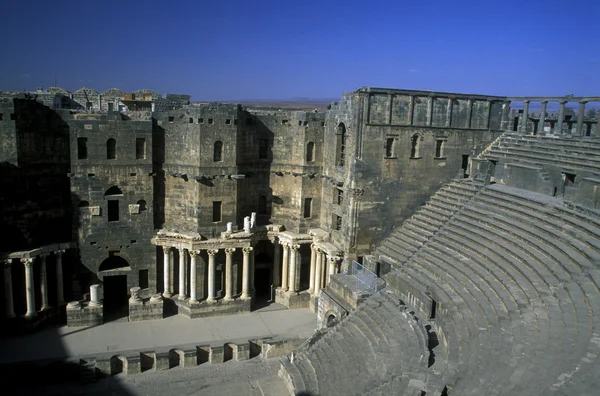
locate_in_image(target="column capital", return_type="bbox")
[178,247,187,253]
[3,259,12,268]
[39,253,49,260]
[189,250,200,258]
[290,244,300,251]
[225,248,235,255]
[54,249,66,256]
[242,247,254,254]
[310,243,316,250]
[163,246,174,253]
[522,99,530,104]
[21,258,34,267]
[328,256,342,263]
[207,249,218,256]
[279,240,289,248]
[579,100,588,105]
[540,100,548,104]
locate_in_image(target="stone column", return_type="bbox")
[520,100,530,133]
[272,241,281,288]
[313,249,322,297]
[323,253,329,288]
[242,247,253,299]
[539,101,547,135]
[556,101,566,134]
[178,248,187,300]
[39,254,49,310]
[55,250,65,305]
[90,284,102,306]
[408,95,415,125]
[224,248,235,301]
[446,98,453,127]
[22,258,35,317]
[250,249,255,296]
[500,101,510,131]
[288,244,299,293]
[189,251,198,303]
[576,101,586,136]
[466,98,473,128]
[281,243,289,291]
[328,257,340,283]
[3,260,14,318]
[163,247,173,297]
[207,249,218,302]
[427,96,434,126]
[308,244,317,293]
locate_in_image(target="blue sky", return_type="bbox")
[1,0,598,101]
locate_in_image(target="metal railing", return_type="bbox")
[350,260,381,293]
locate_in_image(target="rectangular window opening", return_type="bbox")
[198,118,204,124]
[334,215,342,231]
[168,116,174,123]
[225,119,231,124]
[462,155,470,177]
[435,140,444,158]
[189,117,193,123]
[139,269,149,289]
[430,299,437,319]
[136,138,146,159]
[212,201,222,222]
[77,137,88,159]
[208,118,214,124]
[282,119,288,125]
[108,200,119,222]
[303,198,312,218]
[107,102,114,111]
[385,138,394,158]
[336,188,344,205]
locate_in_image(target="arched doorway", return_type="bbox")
[99,255,130,322]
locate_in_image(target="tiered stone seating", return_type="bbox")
[389,183,600,395]
[375,179,484,267]
[281,291,431,396]
[481,132,600,173]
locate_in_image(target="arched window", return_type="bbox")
[78,200,89,208]
[336,123,346,167]
[104,186,123,222]
[213,141,223,162]
[107,138,116,159]
[410,134,421,158]
[306,141,315,162]
[258,195,267,215]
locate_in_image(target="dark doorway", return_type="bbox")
[103,275,129,322]
[462,155,470,178]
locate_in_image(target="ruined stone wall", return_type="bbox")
[67,112,156,292]
[0,98,72,251]
[325,88,505,259]
[157,104,241,236]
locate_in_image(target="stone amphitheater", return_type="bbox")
[1,87,599,395]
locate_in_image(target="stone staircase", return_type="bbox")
[279,291,436,396]
[375,179,485,269]
[389,183,600,395]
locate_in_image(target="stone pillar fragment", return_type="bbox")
[281,243,289,291]
[244,217,251,232]
[22,258,35,317]
[313,249,322,297]
[207,249,218,302]
[288,245,299,293]
[242,247,252,299]
[40,254,49,310]
[520,100,530,133]
[308,244,316,293]
[55,250,65,305]
[162,247,173,297]
[224,248,235,301]
[189,251,198,303]
[539,101,547,134]
[90,284,102,306]
[3,260,14,318]
[576,101,586,136]
[556,101,566,134]
[178,249,186,300]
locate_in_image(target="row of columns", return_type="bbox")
[161,246,254,303]
[518,100,596,136]
[3,250,66,318]
[275,241,342,297]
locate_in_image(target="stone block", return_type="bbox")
[209,346,224,364]
[125,354,141,375]
[155,352,170,371]
[95,358,111,377]
[182,348,197,367]
[233,342,250,361]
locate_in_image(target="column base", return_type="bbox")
[41,305,51,311]
[4,313,15,319]
[163,292,173,298]
[206,297,217,304]
[223,296,234,302]
[241,295,251,300]
[189,298,199,304]
[178,294,187,301]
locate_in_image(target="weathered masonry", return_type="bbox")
[1,86,599,329]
